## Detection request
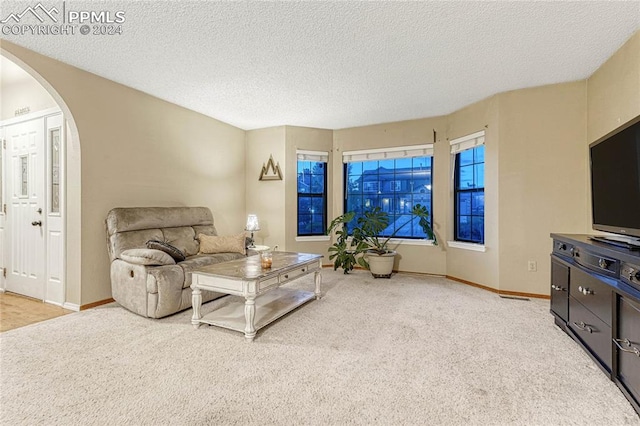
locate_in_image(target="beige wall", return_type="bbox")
[2,41,246,306]
[245,125,333,257]
[497,82,588,295]
[284,126,333,258]
[0,64,57,120]
[245,126,286,249]
[587,32,640,143]
[333,116,448,275]
[446,97,500,288]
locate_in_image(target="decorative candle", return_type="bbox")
[260,252,273,269]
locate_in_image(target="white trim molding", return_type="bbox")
[342,144,434,163]
[446,241,486,252]
[449,130,485,154]
[0,107,62,127]
[295,235,330,242]
[62,302,80,312]
[296,150,329,163]
[387,238,437,247]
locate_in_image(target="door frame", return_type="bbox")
[0,107,65,305]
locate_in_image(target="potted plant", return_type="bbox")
[327,204,436,277]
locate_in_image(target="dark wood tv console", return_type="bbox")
[551,234,640,416]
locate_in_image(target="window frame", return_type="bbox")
[296,153,328,237]
[342,145,435,240]
[452,137,485,245]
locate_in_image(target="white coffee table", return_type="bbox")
[190,252,322,341]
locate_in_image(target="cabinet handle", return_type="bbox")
[613,338,640,357]
[551,285,563,291]
[284,274,288,279]
[572,321,593,333]
[577,286,593,296]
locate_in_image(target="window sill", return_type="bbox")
[295,235,330,242]
[447,241,486,252]
[343,237,436,247]
[386,238,437,247]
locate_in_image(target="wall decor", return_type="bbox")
[259,155,283,181]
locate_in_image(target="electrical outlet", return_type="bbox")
[527,261,537,272]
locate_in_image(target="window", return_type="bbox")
[20,155,28,197]
[451,131,485,244]
[50,128,61,213]
[363,181,379,192]
[297,150,328,236]
[343,144,434,239]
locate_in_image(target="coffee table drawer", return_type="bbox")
[193,274,239,292]
[257,276,279,291]
[279,264,312,283]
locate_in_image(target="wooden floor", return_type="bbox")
[0,291,73,333]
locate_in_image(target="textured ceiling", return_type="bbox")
[1,1,639,130]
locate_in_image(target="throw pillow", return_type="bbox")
[120,249,176,266]
[198,233,246,255]
[146,240,186,262]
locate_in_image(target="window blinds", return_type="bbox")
[449,130,485,154]
[297,150,329,163]
[342,144,434,163]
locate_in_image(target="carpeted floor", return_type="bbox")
[0,269,638,425]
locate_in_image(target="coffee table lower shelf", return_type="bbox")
[194,288,315,335]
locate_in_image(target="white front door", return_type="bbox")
[4,117,45,300]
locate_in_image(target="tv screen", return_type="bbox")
[590,115,640,239]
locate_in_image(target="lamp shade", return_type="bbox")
[245,214,260,231]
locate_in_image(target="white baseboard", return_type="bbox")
[62,302,80,312]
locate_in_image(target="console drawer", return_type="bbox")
[616,296,640,407]
[570,266,612,326]
[553,240,574,259]
[569,296,612,371]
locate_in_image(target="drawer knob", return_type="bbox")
[577,286,593,295]
[284,274,288,279]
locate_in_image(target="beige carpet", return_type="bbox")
[0,269,638,425]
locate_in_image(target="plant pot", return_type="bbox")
[365,250,396,278]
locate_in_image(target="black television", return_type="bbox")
[589,114,640,249]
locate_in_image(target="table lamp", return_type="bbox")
[245,214,260,248]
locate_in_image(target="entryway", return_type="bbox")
[1,52,68,306]
[0,291,71,332]
[0,109,65,304]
